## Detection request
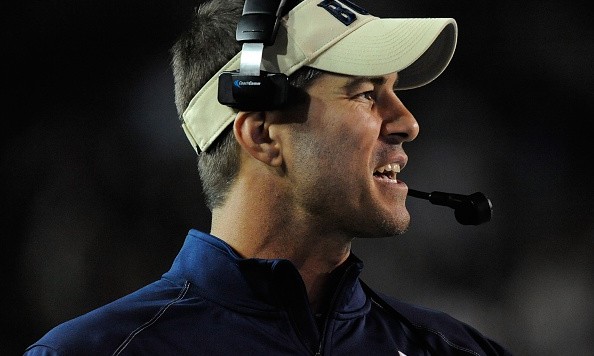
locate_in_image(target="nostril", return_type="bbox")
[380,132,409,145]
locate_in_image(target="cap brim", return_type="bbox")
[307,18,457,89]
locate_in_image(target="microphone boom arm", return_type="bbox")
[407,189,493,225]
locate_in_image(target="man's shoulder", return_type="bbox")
[378,292,474,332]
[363,282,513,355]
[24,277,191,355]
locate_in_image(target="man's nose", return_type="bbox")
[379,92,419,144]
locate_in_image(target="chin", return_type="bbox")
[356,212,410,239]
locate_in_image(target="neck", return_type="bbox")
[210,173,352,312]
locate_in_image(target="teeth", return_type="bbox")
[374,163,401,174]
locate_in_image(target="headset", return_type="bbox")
[217,0,493,225]
[217,0,296,111]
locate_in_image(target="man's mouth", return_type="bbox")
[373,163,400,181]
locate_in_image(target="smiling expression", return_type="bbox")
[280,71,419,239]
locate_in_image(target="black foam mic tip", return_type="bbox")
[453,192,492,225]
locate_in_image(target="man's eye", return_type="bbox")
[355,91,375,101]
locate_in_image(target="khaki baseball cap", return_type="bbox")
[182,0,458,152]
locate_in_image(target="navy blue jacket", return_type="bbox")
[25,229,512,355]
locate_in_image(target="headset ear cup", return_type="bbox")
[218,71,289,111]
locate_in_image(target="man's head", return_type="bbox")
[171,0,457,235]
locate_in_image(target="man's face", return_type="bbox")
[282,71,419,239]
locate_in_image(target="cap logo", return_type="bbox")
[318,0,369,26]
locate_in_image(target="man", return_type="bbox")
[25,0,512,354]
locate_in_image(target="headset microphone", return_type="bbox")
[407,189,493,225]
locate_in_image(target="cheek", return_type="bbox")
[334,109,379,152]
[297,99,379,162]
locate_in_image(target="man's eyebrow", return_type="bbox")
[341,75,399,92]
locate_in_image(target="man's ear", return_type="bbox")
[233,111,282,167]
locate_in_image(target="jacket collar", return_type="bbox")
[165,229,367,315]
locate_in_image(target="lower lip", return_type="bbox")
[374,176,408,189]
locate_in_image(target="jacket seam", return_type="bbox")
[364,282,482,356]
[111,280,191,356]
[408,322,482,356]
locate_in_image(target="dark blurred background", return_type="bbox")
[2,0,593,355]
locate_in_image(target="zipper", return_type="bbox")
[314,263,356,356]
